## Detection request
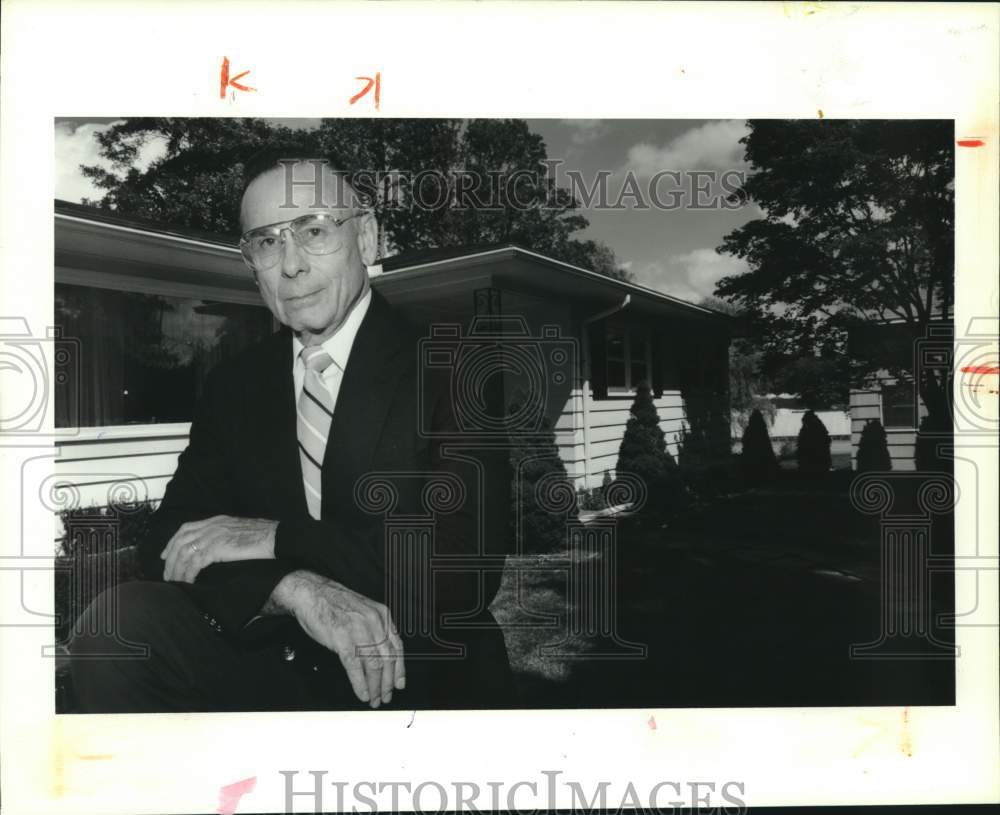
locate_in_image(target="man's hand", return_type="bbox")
[271,570,405,708]
[161,515,277,583]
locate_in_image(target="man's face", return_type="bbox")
[240,162,377,345]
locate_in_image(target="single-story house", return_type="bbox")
[53,199,734,514]
[848,319,952,471]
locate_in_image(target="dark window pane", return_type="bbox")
[54,283,273,427]
[630,330,647,359]
[607,360,626,388]
[630,361,648,389]
[881,382,917,428]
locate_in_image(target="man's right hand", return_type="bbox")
[270,570,405,708]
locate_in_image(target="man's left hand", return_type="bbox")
[161,515,278,583]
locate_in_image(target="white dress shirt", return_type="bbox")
[290,287,372,410]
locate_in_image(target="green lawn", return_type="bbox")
[491,469,955,708]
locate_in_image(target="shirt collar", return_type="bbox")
[291,287,372,373]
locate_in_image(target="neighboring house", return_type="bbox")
[53,200,733,513]
[731,394,852,446]
[849,379,928,471]
[848,320,952,471]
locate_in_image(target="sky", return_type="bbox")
[54,118,760,303]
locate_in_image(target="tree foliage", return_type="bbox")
[508,402,576,554]
[717,120,954,418]
[699,296,775,428]
[77,117,628,279]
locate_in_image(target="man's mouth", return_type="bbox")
[285,290,322,305]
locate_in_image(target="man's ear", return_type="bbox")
[356,211,379,267]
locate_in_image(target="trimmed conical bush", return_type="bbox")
[740,408,777,485]
[796,410,832,475]
[856,419,892,472]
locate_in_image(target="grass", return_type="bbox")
[490,467,955,708]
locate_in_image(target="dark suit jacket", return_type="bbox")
[137,290,514,708]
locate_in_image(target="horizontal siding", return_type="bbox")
[54,426,189,510]
[561,390,686,486]
[849,389,881,409]
[59,477,172,512]
[849,387,925,471]
[51,388,694,500]
[56,435,188,461]
[885,429,917,471]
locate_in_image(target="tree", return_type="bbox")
[77,117,628,279]
[508,399,576,553]
[615,383,684,517]
[914,412,952,473]
[856,419,892,472]
[740,408,778,485]
[796,410,832,475]
[717,120,954,422]
[698,296,774,431]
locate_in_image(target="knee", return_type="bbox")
[68,581,174,658]
[68,581,195,711]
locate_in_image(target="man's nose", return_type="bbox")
[279,228,309,278]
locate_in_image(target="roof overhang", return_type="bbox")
[54,203,735,331]
[375,245,733,327]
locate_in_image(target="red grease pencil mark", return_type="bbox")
[217,775,257,815]
[350,72,381,110]
[647,715,657,730]
[957,138,985,147]
[220,57,256,99]
[900,707,912,757]
[960,365,999,375]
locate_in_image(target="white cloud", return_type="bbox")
[561,119,607,147]
[622,120,750,178]
[633,248,749,303]
[55,121,168,203]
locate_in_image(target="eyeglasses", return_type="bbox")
[239,211,366,270]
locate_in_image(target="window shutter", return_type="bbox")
[588,322,608,400]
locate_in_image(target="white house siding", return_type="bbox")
[556,385,685,488]
[768,409,851,439]
[54,424,187,511]
[849,388,919,471]
[50,389,687,517]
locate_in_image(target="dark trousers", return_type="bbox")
[68,581,517,713]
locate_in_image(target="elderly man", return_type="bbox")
[70,153,515,712]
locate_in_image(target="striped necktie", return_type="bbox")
[297,346,337,519]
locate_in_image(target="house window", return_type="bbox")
[881,380,917,429]
[604,320,652,395]
[54,283,274,428]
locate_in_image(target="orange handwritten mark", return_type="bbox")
[217,776,257,815]
[75,754,114,761]
[220,57,256,99]
[960,365,999,375]
[957,138,985,147]
[350,72,381,110]
[647,715,657,730]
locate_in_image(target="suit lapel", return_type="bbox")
[322,290,408,513]
[252,329,309,518]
